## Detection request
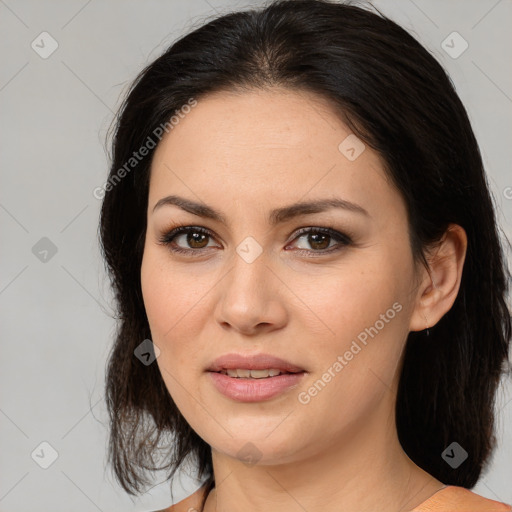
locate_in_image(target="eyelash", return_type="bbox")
[156,225,354,258]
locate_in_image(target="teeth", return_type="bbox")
[223,368,283,378]
[227,368,251,378]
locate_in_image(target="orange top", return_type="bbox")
[411,485,512,511]
[156,483,512,512]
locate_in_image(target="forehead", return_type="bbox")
[153,87,353,162]
[148,87,402,222]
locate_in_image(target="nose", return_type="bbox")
[214,248,288,336]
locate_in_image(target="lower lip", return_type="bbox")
[208,371,306,402]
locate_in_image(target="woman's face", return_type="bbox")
[141,88,423,465]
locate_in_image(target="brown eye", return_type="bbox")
[157,226,219,254]
[158,225,352,257]
[184,231,209,249]
[286,227,353,255]
[306,232,331,250]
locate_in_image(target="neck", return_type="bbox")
[203,394,443,512]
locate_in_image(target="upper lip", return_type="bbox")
[207,353,305,373]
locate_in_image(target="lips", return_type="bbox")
[207,352,305,374]
[206,353,307,401]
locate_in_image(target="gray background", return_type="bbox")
[1,0,511,511]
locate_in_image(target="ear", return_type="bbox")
[409,223,467,332]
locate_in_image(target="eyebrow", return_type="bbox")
[152,194,370,225]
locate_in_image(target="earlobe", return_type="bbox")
[409,224,467,333]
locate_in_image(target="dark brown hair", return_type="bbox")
[98,0,512,506]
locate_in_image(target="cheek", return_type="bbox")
[290,258,406,348]
[140,248,212,400]
[141,267,202,420]
[295,302,407,442]
[140,250,192,387]
[141,248,205,340]
[290,253,410,399]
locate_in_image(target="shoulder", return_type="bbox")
[412,485,512,512]
[151,484,209,512]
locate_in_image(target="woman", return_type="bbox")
[98,1,512,510]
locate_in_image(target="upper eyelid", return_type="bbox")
[163,225,345,238]
[160,225,352,248]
